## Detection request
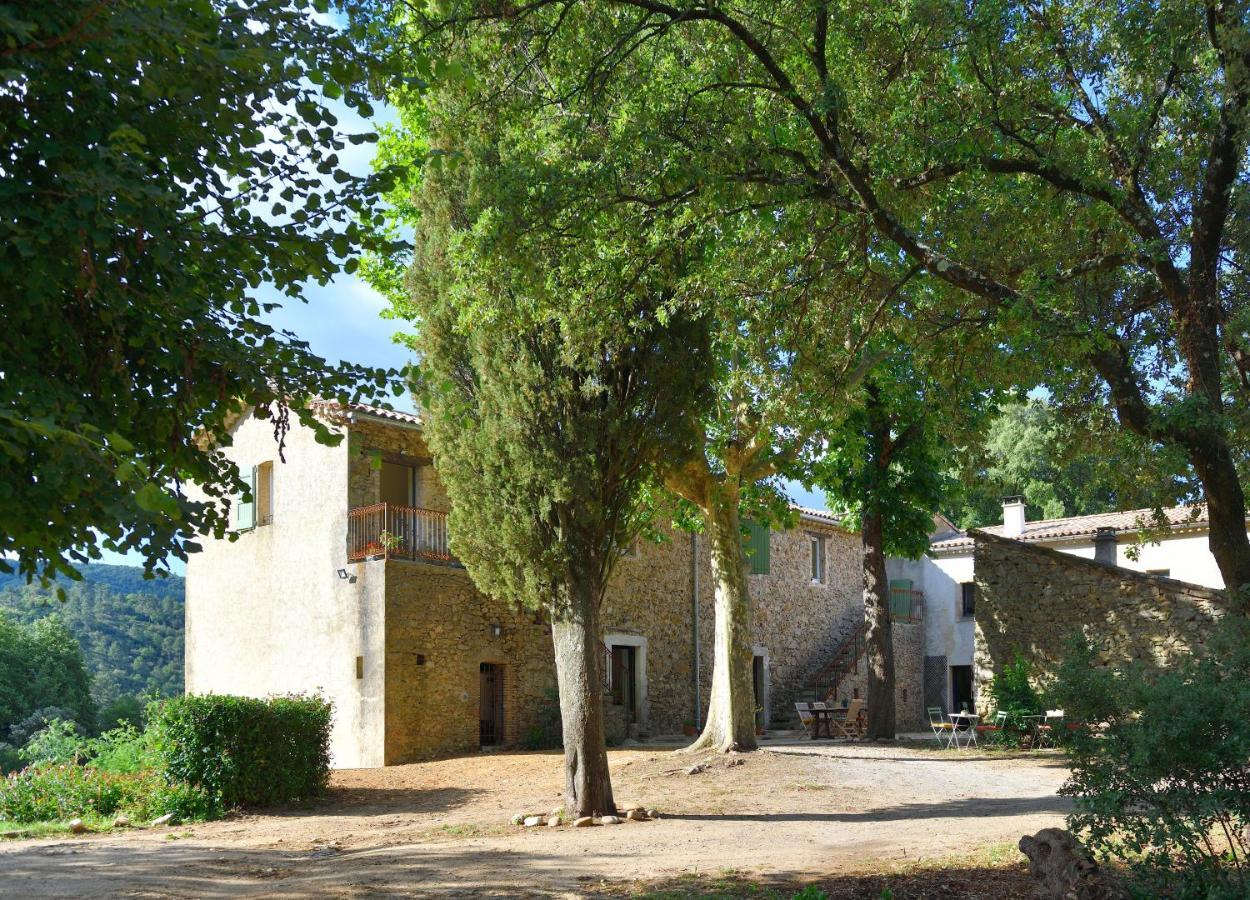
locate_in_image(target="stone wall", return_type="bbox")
[832,618,926,732]
[972,529,1228,699]
[382,561,555,763]
[347,418,448,512]
[190,409,933,766]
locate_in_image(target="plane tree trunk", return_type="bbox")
[686,483,758,753]
[862,506,896,740]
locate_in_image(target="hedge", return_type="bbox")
[147,694,332,812]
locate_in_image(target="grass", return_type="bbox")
[0,813,118,840]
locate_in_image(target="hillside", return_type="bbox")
[0,565,183,705]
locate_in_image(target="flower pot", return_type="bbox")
[682,725,697,737]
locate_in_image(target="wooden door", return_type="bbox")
[479,662,504,746]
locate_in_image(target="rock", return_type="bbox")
[1018,828,1129,900]
[546,816,560,827]
[151,813,175,827]
[684,762,708,776]
[68,818,87,834]
[523,815,543,827]
[112,814,130,828]
[725,758,744,768]
[597,815,622,825]
[646,808,659,819]
[510,813,526,826]
[625,809,647,821]
[573,816,595,827]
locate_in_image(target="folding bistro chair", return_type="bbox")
[832,698,864,739]
[976,711,1009,745]
[1035,709,1064,749]
[794,702,814,736]
[928,707,956,748]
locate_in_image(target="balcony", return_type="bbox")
[347,503,455,564]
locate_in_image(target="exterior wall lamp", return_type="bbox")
[490,623,503,638]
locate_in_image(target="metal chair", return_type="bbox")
[794,702,814,736]
[1035,709,1064,749]
[928,706,956,748]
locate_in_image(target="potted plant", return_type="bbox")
[682,720,697,737]
[755,706,766,736]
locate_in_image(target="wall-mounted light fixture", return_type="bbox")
[490,623,503,638]
[336,568,348,579]
[336,568,357,583]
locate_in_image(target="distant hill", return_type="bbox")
[0,564,183,705]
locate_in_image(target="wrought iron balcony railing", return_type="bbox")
[347,503,453,564]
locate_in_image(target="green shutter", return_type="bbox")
[236,467,256,530]
[744,521,771,575]
[889,579,912,618]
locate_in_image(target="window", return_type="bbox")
[744,521,771,575]
[809,534,825,583]
[1147,568,1171,577]
[235,463,273,530]
[235,467,255,530]
[255,461,273,526]
[960,582,976,617]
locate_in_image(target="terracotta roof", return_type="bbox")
[931,504,1212,552]
[310,400,423,427]
[794,505,849,529]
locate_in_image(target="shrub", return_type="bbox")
[0,762,210,824]
[147,694,332,812]
[19,719,87,766]
[85,724,157,775]
[984,652,1042,747]
[1053,619,1250,898]
[7,706,81,746]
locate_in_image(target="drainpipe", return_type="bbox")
[691,531,702,728]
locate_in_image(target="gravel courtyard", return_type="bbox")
[0,739,1071,897]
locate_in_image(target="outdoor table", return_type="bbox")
[948,711,980,749]
[809,707,835,739]
[1020,714,1044,749]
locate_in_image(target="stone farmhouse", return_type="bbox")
[890,497,1243,713]
[186,403,925,768]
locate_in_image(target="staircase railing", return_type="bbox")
[809,620,868,703]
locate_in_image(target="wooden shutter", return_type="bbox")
[744,521,771,575]
[889,579,912,619]
[236,467,256,530]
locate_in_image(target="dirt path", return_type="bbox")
[0,740,1070,897]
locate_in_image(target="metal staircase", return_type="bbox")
[806,620,868,704]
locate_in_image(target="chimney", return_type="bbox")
[1001,496,1026,537]
[1094,527,1117,565]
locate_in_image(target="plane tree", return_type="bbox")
[349,0,1250,606]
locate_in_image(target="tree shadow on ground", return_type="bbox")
[768,747,1071,768]
[667,794,1070,823]
[0,842,735,898]
[254,785,478,819]
[593,864,1036,899]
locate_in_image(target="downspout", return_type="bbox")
[691,531,702,728]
